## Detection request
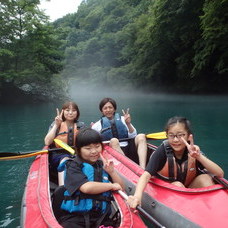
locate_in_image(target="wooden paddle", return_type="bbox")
[118,190,166,228]
[0,139,75,161]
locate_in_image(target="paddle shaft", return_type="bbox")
[102,138,132,144]
[0,147,71,160]
[102,132,166,144]
[202,170,228,189]
[0,147,64,157]
[213,176,228,189]
[118,190,166,228]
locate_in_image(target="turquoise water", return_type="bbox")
[0,92,228,227]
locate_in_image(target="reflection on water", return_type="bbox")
[0,92,227,227]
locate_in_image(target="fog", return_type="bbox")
[67,80,228,132]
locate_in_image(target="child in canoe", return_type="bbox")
[127,116,224,208]
[57,128,124,228]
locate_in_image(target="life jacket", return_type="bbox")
[157,140,197,187]
[100,113,128,141]
[60,157,112,213]
[54,121,84,147]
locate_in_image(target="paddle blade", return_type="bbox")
[146,131,167,139]
[54,139,75,155]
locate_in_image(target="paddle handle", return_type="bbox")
[118,190,166,228]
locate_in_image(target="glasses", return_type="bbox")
[167,133,186,140]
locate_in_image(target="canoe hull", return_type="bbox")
[103,145,228,228]
[21,152,146,228]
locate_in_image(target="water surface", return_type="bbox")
[0,92,227,227]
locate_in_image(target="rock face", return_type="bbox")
[0,81,68,103]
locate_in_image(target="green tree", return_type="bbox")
[0,0,63,84]
[52,0,228,93]
[192,0,228,91]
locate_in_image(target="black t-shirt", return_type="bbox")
[145,143,204,177]
[64,159,89,195]
[64,159,111,196]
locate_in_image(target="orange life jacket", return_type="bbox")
[157,141,197,187]
[54,122,78,148]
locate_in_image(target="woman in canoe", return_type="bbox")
[91,97,148,169]
[44,101,85,185]
[127,116,224,208]
[56,128,124,228]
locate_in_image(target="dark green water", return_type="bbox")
[0,92,228,227]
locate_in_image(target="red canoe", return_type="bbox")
[21,151,147,228]
[103,145,228,228]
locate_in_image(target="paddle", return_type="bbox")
[0,147,62,161]
[202,169,228,189]
[54,139,75,155]
[103,131,167,144]
[212,175,228,189]
[0,140,75,161]
[118,190,166,228]
[146,131,166,140]
[0,131,164,160]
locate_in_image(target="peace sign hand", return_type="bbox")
[122,108,131,124]
[100,153,115,174]
[54,108,63,127]
[181,134,201,159]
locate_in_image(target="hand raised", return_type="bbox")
[181,134,200,158]
[100,153,115,174]
[122,108,131,124]
[54,108,63,127]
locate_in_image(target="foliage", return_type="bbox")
[51,0,227,93]
[192,0,228,91]
[0,0,65,102]
[1,0,227,98]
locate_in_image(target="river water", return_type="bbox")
[0,92,227,227]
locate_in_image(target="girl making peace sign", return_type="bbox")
[127,116,224,209]
[44,101,86,185]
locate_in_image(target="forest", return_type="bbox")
[0,0,227,102]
